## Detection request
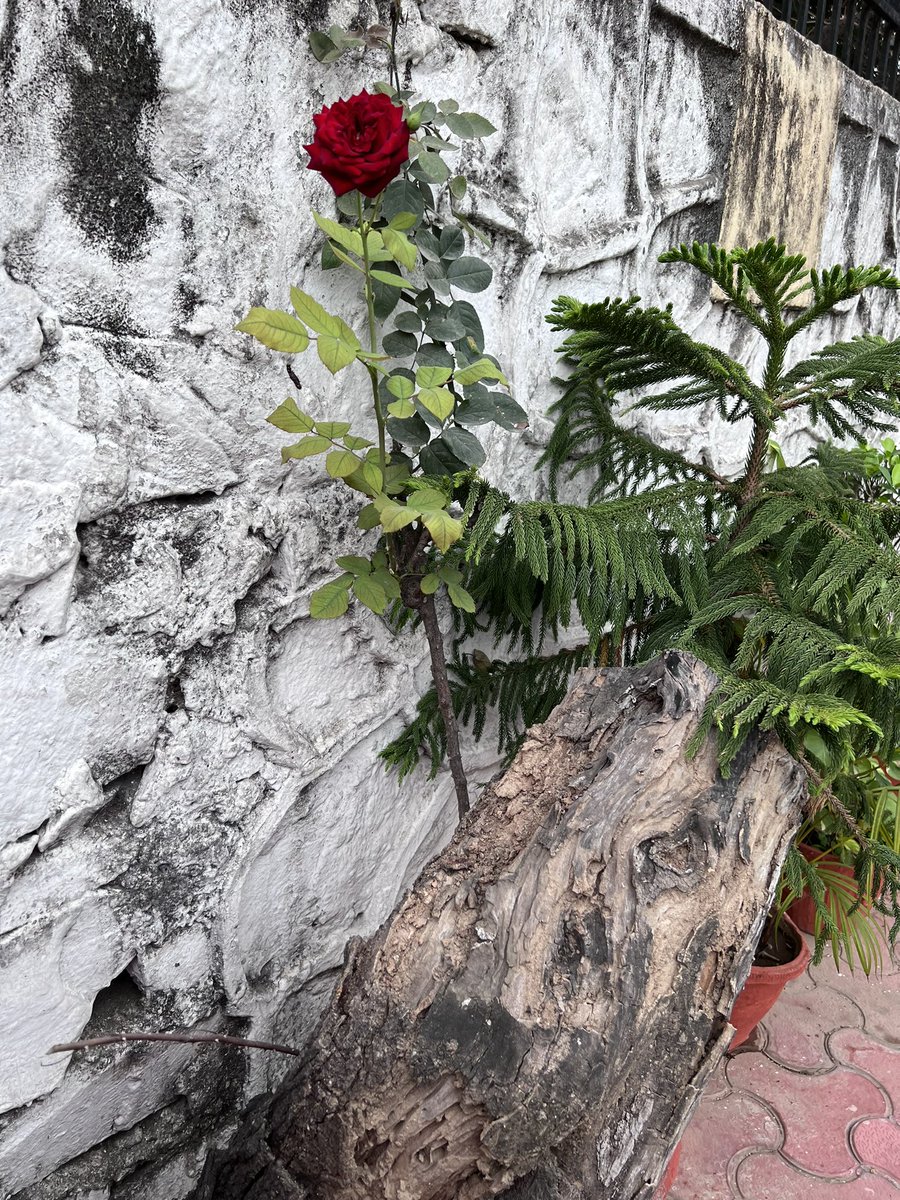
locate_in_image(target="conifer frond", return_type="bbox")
[539,378,731,501]
[380,645,596,779]
[786,263,900,337]
[779,335,900,437]
[547,295,769,422]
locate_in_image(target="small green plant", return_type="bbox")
[386,239,900,962]
[235,6,527,817]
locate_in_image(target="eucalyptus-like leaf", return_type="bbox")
[267,397,315,433]
[310,573,353,619]
[382,179,425,222]
[236,307,310,353]
[282,435,330,460]
[383,330,418,357]
[447,256,493,293]
[441,425,487,466]
[443,111,497,139]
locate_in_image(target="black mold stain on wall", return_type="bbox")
[58,0,161,261]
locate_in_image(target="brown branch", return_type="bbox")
[419,591,470,819]
[48,1030,302,1057]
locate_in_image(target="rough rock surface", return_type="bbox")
[0,1,898,1197]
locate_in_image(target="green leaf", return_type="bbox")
[321,241,342,270]
[446,257,493,293]
[385,413,431,451]
[453,357,508,387]
[379,500,418,531]
[491,394,530,430]
[357,503,380,530]
[439,226,465,261]
[406,487,448,513]
[388,211,418,231]
[326,448,359,478]
[315,421,352,437]
[441,425,486,466]
[447,581,476,611]
[372,275,400,321]
[361,461,383,492]
[449,175,467,201]
[455,387,496,425]
[290,287,339,336]
[310,574,353,618]
[308,30,340,62]
[443,111,497,139]
[422,509,463,550]
[416,342,455,369]
[326,242,364,272]
[394,311,424,333]
[236,307,310,353]
[423,261,452,297]
[370,269,409,288]
[425,308,467,342]
[382,330,418,357]
[312,212,363,258]
[416,229,442,261]
[267,397,315,433]
[318,321,361,374]
[371,568,401,600]
[382,227,417,271]
[343,434,373,450]
[416,365,453,387]
[418,386,455,420]
[352,574,388,614]
[335,555,372,575]
[382,179,425,222]
[281,435,330,461]
[438,98,460,113]
[387,374,415,400]
[451,300,484,351]
[415,151,450,184]
[388,397,416,418]
[420,573,441,594]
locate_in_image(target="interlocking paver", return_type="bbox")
[736,1151,899,1197]
[761,970,863,1072]
[852,1119,900,1184]
[726,1055,886,1176]
[668,1089,780,1200]
[813,956,900,1047]
[831,1028,900,1111]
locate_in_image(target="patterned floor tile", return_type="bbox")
[813,956,900,1048]
[831,1028,900,1111]
[727,1055,887,1176]
[737,1151,899,1197]
[668,1089,781,1199]
[761,971,863,1072]
[852,1119,900,1184]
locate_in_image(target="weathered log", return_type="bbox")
[195,653,805,1200]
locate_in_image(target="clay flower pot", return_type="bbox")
[653,1141,683,1198]
[787,841,859,934]
[729,912,810,1049]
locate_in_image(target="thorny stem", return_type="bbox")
[49,1030,301,1057]
[389,2,403,92]
[357,191,387,471]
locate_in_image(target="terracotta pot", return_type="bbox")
[729,913,810,1049]
[787,841,859,934]
[653,1141,683,1199]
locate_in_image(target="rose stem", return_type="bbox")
[356,190,388,473]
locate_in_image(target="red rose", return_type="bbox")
[304,90,411,198]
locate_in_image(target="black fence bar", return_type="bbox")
[758,0,900,98]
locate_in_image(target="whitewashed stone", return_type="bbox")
[1,0,899,1196]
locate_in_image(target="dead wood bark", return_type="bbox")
[195,653,805,1200]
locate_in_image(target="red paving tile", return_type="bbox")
[736,1151,899,1198]
[852,1119,900,1185]
[761,970,864,1072]
[726,1054,887,1176]
[668,1090,780,1200]
[831,1028,900,1111]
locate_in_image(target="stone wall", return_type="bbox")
[1,1,898,1196]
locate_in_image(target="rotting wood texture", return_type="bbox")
[194,652,806,1200]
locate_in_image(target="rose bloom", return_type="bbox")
[304,90,411,198]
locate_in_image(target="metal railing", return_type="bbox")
[759,0,900,98]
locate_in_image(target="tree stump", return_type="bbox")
[195,653,805,1200]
